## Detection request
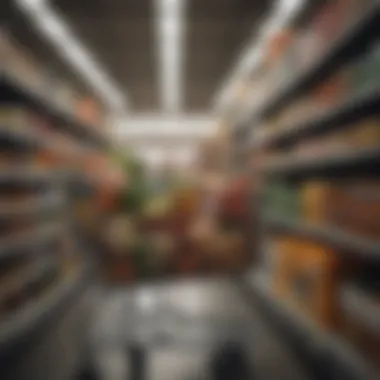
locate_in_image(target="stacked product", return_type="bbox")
[0,125,76,322]
[260,0,376,107]
[2,31,107,132]
[265,178,380,241]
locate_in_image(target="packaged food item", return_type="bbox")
[349,43,380,92]
[293,116,380,160]
[218,176,250,229]
[206,231,247,272]
[273,237,342,329]
[332,180,380,240]
[75,97,101,128]
[279,96,317,127]
[301,179,380,240]
[102,255,135,283]
[273,34,299,86]
[272,235,299,298]
[1,32,43,91]
[294,28,320,72]
[261,237,278,278]
[30,113,55,141]
[312,0,353,54]
[312,71,348,112]
[265,180,301,219]
[55,81,77,113]
[301,181,339,224]
[349,118,380,148]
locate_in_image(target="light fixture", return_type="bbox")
[115,114,218,137]
[15,0,127,112]
[155,0,186,112]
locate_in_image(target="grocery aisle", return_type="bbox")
[90,279,311,380]
[2,1,380,380]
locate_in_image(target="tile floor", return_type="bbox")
[90,278,311,380]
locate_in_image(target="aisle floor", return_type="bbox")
[91,279,311,380]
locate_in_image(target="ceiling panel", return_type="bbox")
[3,0,273,113]
[53,0,157,110]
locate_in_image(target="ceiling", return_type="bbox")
[2,0,272,113]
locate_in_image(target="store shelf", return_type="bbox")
[0,258,56,302]
[0,168,62,186]
[0,262,92,360]
[263,147,380,179]
[263,85,380,149]
[264,214,380,260]
[243,274,378,380]
[0,223,64,260]
[1,73,109,150]
[341,285,380,336]
[257,3,380,120]
[0,127,42,150]
[0,193,65,219]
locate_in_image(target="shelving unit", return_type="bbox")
[0,222,65,260]
[0,262,91,358]
[250,2,380,124]
[0,127,42,150]
[0,33,110,379]
[0,192,64,218]
[263,146,380,178]
[261,85,380,150]
[1,73,110,150]
[264,214,380,260]
[235,1,380,379]
[243,274,379,380]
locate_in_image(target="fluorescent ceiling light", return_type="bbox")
[214,0,306,111]
[115,114,217,137]
[155,0,186,112]
[15,0,127,111]
[134,145,196,168]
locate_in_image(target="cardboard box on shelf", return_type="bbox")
[349,118,380,148]
[301,179,380,241]
[332,181,380,241]
[273,236,342,329]
[272,236,299,298]
[301,181,340,224]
